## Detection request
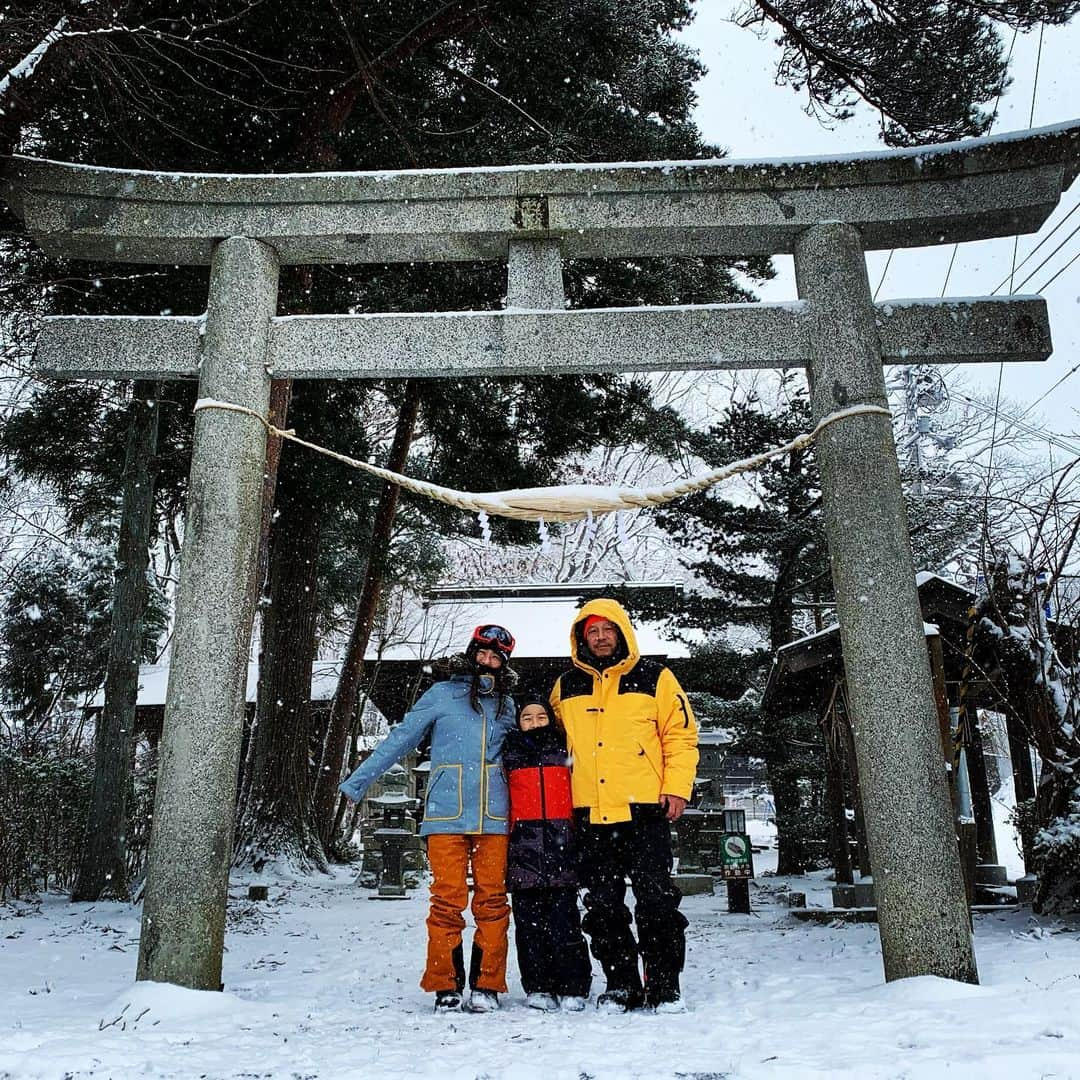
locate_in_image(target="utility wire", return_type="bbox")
[939,27,1018,300]
[954,392,1080,457]
[1013,361,1080,425]
[990,200,1080,294]
[1033,244,1080,294]
[980,23,1045,572]
[1002,218,1080,295]
[872,249,894,301]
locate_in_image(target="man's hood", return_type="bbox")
[569,598,640,675]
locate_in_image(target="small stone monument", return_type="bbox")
[673,807,714,896]
[368,764,419,900]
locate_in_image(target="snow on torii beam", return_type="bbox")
[7,120,1080,997]
[33,296,1052,381]
[6,120,1080,264]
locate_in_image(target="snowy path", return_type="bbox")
[2,860,1080,1080]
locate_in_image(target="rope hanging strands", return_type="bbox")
[192,398,892,523]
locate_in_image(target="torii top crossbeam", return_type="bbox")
[7,120,1080,265]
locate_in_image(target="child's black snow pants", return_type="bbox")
[511,886,592,997]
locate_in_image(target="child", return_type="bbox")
[502,695,592,1011]
[339,625,518,1014]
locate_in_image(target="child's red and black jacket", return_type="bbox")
[502,725,579,892]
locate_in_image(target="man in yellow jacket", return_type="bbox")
[550,598,698,1013]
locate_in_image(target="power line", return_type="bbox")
[980,22,1047,566]
[1033,243,1080,294]
[1027,24,1045,128]
[872,249,893,301]
[953,392,1080,457]
[1013,361,1080,425]
[1005,217,1080,295]
[939,27,1019,302]
[990,200,1080,294]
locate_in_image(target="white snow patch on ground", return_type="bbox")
[3,854,1080,1079]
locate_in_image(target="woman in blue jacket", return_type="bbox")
[339,625,517,1014]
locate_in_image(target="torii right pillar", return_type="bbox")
[795,222,978,983]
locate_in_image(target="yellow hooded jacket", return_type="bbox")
[549,598,699,825]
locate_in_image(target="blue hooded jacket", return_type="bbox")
[339,662,516,836]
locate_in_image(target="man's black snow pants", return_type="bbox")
[511,887,592,997]
[575,804,688,1003]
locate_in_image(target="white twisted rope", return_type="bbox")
[193,398,891,523]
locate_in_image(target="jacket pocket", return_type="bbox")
[485,763,508,821]
[425,764,463,822]
[637,742,663,783]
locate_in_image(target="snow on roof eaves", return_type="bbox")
[88,659,372,710]
[775,619,940,658]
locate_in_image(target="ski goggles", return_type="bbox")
[470,624,516,654]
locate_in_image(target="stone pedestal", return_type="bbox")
[853,880,877,908]
[673,873,714,896]
[366,764,420,899]
[674,808,708,875]
[371,828,411,899]
[976,864,1008,887]
[831,884,857,908]
[1015,874,1039,905]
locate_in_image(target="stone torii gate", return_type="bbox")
[6,120,1079,992]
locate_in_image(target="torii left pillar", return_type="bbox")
[136,237,277,989]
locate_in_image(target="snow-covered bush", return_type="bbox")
[0,748,92,900]
[1034,786,1080,914]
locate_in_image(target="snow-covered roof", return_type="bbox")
[698,729,735,746]
[368,586,690,662]
[87,659,381,711]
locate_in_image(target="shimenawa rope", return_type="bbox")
[192,398,891,524]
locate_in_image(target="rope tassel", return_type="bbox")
[192,398,892,524]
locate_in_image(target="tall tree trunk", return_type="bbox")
[966,710,999,866]
[236,377,295,815]
[767,540,808,874]
[314,381,421,850]
[1005,707,1037,869]
[823,698,854,886]
[71,381,160,901]
[234,438,327,873]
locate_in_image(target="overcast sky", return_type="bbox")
[678,11,1080,453]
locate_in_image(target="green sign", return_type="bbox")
[719,831,754,879]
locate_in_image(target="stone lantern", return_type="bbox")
[368,764,419,900]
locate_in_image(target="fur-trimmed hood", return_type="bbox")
[430,652,519,691]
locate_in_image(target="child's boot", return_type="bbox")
[526,992,558,1011]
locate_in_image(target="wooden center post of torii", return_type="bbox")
[6,121,1080,991]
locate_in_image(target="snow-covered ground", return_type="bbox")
[4,847,1080,1080]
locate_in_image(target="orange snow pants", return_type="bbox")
[421,833,510,993]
